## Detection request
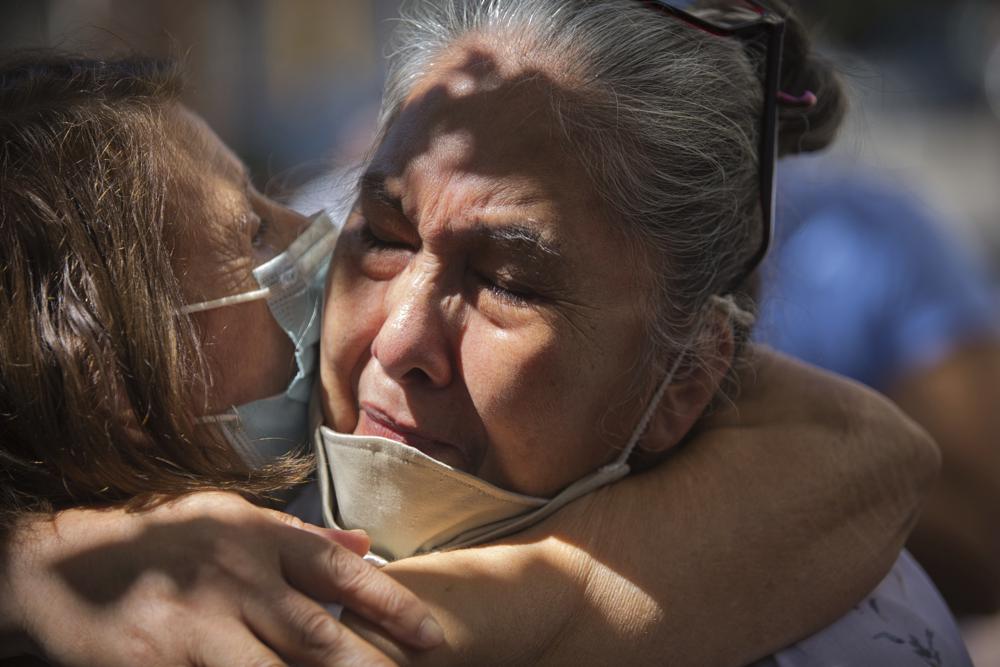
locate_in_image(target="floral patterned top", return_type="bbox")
[752,550,972,667]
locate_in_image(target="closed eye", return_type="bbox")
[251,214,270,249]
[476,272,537,308]
[360,220,413,251]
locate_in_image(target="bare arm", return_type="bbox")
[889,338,1000,615]
[0,349,936,666]
[346,347,939,665]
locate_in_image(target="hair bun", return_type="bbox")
[767,1,847,156]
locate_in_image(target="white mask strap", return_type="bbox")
[615,349,688,466]
[195,413,240,425]
[179,286,272,315]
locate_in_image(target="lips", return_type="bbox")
[356,405,473,471]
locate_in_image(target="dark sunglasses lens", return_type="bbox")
[654,0,764,29]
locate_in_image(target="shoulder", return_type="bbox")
[752,551,973,667]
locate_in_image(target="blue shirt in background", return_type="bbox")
[756,156,999,392]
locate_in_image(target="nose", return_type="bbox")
[370,260,454,388]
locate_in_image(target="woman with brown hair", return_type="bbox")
[0,54,444,665]
[0,35,937,667]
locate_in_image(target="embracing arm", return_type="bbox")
[347,347,939,665]
[0,350,936,666]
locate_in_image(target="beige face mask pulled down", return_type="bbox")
[315,351,686,562]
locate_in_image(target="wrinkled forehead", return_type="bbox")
[370,44,579,186]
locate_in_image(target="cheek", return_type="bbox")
[462,324,597,486]
[321,262,386,431]
[200,300,295,411]
[471,314,633,425]
[464,327,562,416]
[465,310,646,495]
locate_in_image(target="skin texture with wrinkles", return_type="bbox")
[0,100,939,666]
[320,45,730,498]
[319,41,940,666]
[342,350,938,666]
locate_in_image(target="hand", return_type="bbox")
[0,492,443,666]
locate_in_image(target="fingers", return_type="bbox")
[188,619,288,667]
[244,589,396,667]
[280,533,444,650]
[261,508,371,557]
[325,529,372,556]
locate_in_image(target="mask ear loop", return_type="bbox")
[179,287,272,315]
[616,293,753,466]
[195,413,240,425]
[613,348,689,467]
[178,211,338,316]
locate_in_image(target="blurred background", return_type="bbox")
[2,0,999,663]
[0,0,399,192]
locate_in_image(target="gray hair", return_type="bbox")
[374,0,842,378]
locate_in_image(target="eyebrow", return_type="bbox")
[475,222,561,260]
[473,222,567,294]
[359,171,562,260]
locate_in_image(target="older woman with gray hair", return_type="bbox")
[311,0,973,663]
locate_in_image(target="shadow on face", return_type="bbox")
[320,45,661,497]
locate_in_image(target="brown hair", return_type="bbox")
[0,52,310,523]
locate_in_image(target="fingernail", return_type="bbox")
[417,616,445,647]
[347,528,369,538]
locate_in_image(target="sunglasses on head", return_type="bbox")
[640,0,787,294]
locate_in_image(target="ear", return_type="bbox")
[639,309,736,454]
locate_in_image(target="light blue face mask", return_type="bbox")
[181,211,339,467]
